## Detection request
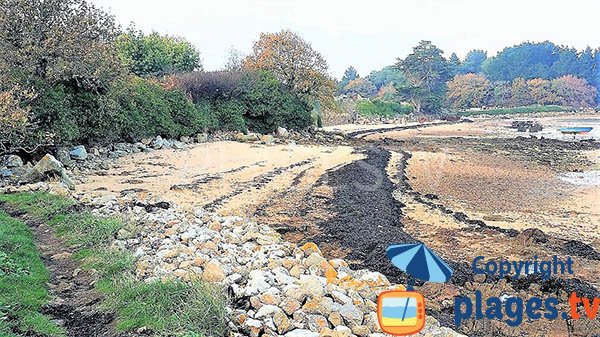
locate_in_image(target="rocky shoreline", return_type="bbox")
[1,180,465,337]
[0,125,467,337]
[3,121,597,337]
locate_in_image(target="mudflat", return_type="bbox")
[76,115,600,336]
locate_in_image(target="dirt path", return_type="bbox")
[0,203,117,337]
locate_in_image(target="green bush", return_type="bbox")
[174,70,312,134]
[356,99,413,117]
[110,77,208,141]
[29,83,81,146]
[241,71,311,133]
[27,77,209,146]
[211,99,247,132]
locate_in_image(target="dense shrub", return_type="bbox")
[356,99,413,117]
[173,70,312,134]
[241,71,311,133]
[26,77,208,147]
[210,99,247,132]
[29,82,86,146]
[109,77,208,140]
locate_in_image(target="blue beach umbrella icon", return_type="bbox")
[386,243,453,287]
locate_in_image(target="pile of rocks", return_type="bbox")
[80,191,463,337]
[0,153,74,189]
[0,179,465,337]
[509,120,543,132]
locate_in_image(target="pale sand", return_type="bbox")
[78,141,363,216]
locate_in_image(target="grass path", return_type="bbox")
[0,210,65,336]
[0,192,228,337]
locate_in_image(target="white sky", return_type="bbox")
[89,0,600,78]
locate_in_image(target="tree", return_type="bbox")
[576,47,595,85]
[339,66,359,92]
[243,30,333,99]
[116,27,202,78]
[491,81,512,107]
[511,78,533,106]
[460,50,487,74]
[446,74,491,109]
[448,53,461,77]
[343,78,377,97]
[526,78,555,105]
[483,41,559,81]
[376,84,398,100]
[551,75,597,108]
[594,48,600,96]
[367,66,407,89]
[0,0,121,91]
[395,41,449,113]
[482,41,598,86]
[550,47,579,78]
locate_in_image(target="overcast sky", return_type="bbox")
[90,0,600,78]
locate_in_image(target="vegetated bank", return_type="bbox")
[456,104,571,117]
[0,192,227,337]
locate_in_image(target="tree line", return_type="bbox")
[340,40,600,114]
[0,0,334,155]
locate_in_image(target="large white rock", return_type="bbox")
[284,329,319,337]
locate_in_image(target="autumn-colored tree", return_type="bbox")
[0,0,122,91]
[446,73,491,109]
[551,75,597,108]
[343,78,377,97]
[0,86,41,154]
[511,78,533,106]
[243,30,333,99]
[376,83,398,100]
[526,78,555,105]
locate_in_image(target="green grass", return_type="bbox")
[49,213,122,248]
[97,277,228,337]
[0,193,73,220]
[1,192,229,337]
[0,211,65,336]
[456,104,569,116]
[74,248,135,279]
